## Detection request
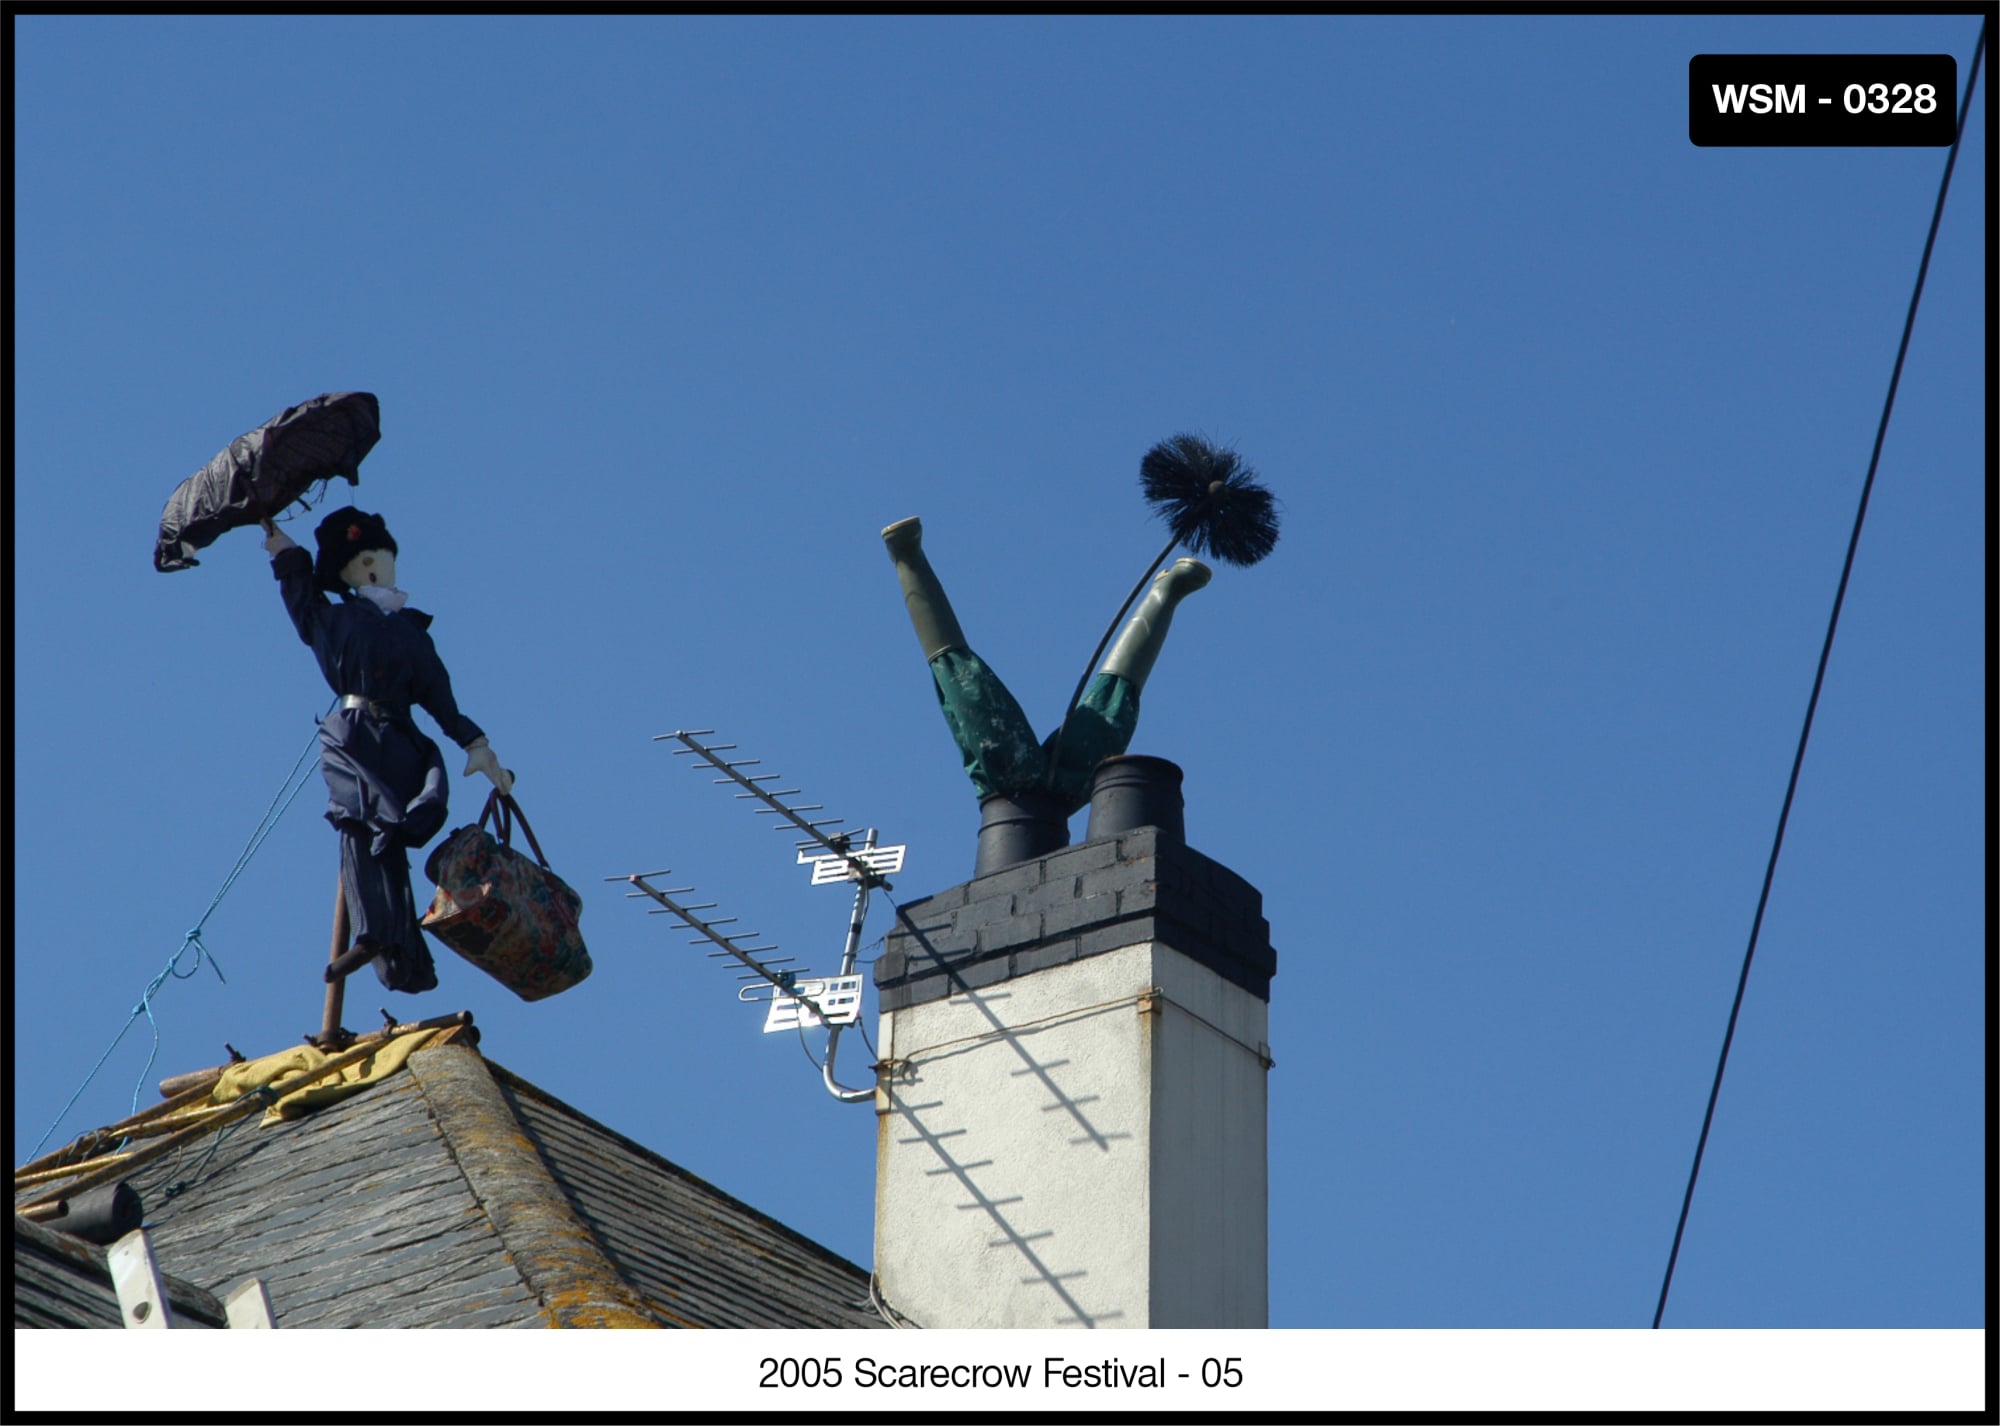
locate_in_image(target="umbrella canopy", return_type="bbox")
[154,392,381,572]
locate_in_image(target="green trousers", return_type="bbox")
[928,649,1138,814]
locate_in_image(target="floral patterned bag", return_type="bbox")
[421,791,592,1001]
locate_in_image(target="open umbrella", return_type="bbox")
[154,392,381,572]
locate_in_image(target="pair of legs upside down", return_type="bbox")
[882,516,1209,817]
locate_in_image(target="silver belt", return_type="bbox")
[338,694,391,717]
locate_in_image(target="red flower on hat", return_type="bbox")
[348,524,364,543]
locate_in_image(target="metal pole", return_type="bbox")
[320,872,349,1046]
[818,832,879,1103]
[820,876,877,1103]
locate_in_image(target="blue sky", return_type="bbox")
[10,10,1989,1340]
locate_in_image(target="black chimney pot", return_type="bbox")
[1084,754,1185,845]
[973,789,1070,878]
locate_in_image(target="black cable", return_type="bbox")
[793,1022,823,1071]
[1652,21,1987,1330]
[854,934,886,1060]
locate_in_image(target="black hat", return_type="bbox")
[313,507,398,593]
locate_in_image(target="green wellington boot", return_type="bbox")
[882,517,969,660]
[1098,557,1212,690]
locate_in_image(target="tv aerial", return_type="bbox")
[609,730,906,1104]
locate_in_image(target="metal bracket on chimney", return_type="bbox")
[1133,987,1275,1069]
[875,1056,916,1084]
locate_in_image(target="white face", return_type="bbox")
[340,547,397,589]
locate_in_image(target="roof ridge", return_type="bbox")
[403,1043,664,1329]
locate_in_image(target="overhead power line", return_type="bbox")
[1652,20,1988,1330]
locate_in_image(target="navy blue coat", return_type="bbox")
[273,545,484,855]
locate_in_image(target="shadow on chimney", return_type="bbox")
[884,1089,1122,1328]
[879,910,1131,1325]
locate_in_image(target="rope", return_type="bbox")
[1652,23,1986,1330]
[26,716,329,1164]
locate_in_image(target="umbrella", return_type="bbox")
[154,392,381,572]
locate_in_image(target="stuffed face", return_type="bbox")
[340,548,398,590]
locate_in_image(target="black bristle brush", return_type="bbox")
[1043,434,1281,793]
[1139,433,1281,567]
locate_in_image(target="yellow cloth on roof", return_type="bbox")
[211,1027,449,1125]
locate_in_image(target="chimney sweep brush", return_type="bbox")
[1044,434,1281,791]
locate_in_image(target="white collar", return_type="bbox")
[353,584,410,614]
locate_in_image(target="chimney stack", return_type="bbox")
[873,758,1275,1328]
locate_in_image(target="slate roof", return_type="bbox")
[12,1213,226,1330]
[12,1041,882,1330]
[492,1065,880,1329]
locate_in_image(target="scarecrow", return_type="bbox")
[154,393,518,1003]
[263,507,514,994]
[884,433,1279,821]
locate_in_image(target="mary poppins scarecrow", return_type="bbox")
[263,507,514,994]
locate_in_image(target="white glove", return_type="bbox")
[464,737,515,797]
[263,523,297,555]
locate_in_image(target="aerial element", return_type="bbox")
[615,730,906,1104]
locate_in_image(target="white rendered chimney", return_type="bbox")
[872,758,1275,1329]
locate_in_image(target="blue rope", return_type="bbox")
[27,716,328,1164]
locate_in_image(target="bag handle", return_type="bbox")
[476,789,552,869]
